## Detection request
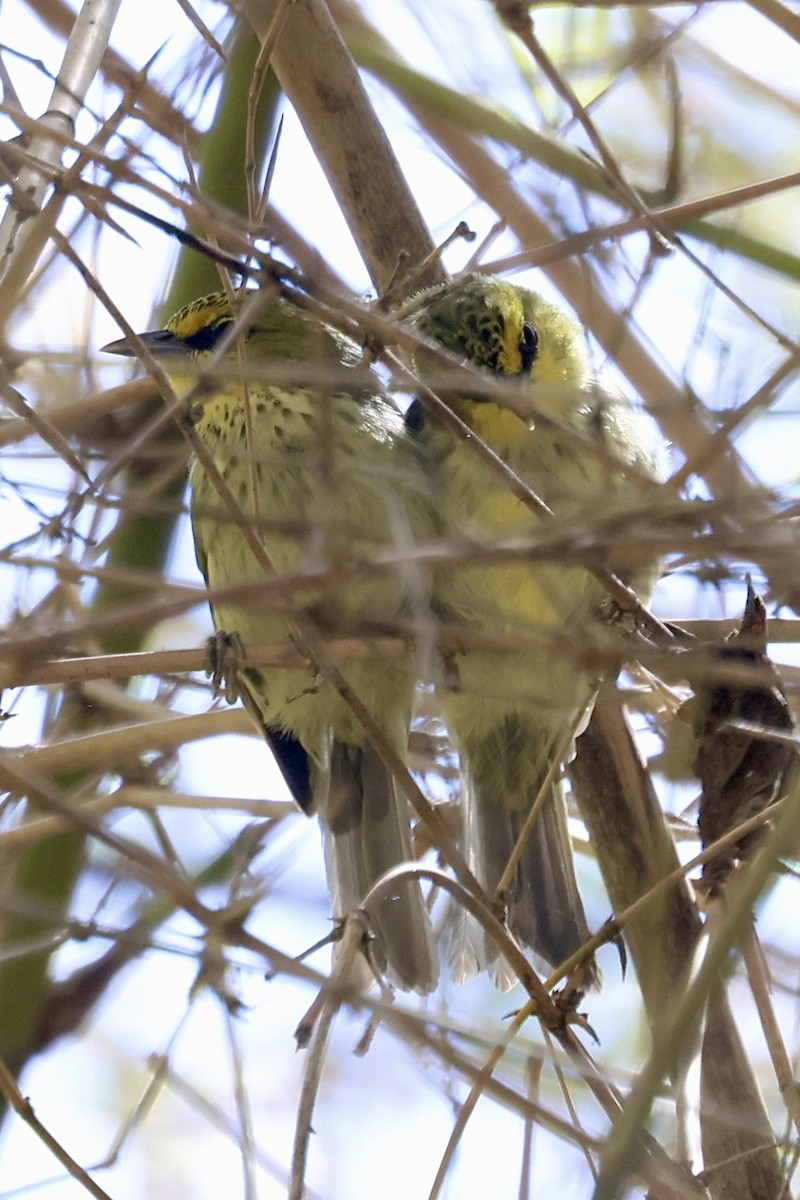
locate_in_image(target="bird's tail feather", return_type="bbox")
[451,769,597,990]
[315,738,439,994]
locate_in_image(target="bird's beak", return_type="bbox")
[101,329,187,357]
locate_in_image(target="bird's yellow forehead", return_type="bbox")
[495,300,526,374]
[167,293,234,339]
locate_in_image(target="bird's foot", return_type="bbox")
[550,985,599,1042]
[599,594,640,635]
[205,630,245,704]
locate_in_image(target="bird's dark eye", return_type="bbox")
[519,322,538,374]
[182,319,234,352]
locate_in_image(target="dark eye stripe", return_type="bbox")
[182,319,234,351]
[520,322,538,374]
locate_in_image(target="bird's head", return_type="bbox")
[415,272,589,388]
[102,290,353,369]
[102,291,238,360]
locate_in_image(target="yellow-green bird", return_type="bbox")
[105,288,439,993]
[411,273,662,987]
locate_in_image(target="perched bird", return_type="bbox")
[410,273,662,987]
[104,288,439,993]
[687,581,796,891]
